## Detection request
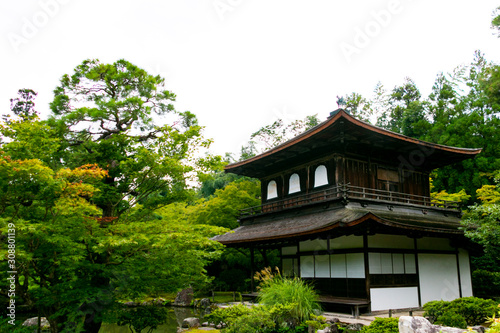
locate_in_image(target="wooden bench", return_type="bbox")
[318,296,370,318]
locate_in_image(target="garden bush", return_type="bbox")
[206,268,321,332]
[360,317,399,333]
[205,304,252,327]
[436,310,468,329]
[423,296,499,327]
[256,267,321,324]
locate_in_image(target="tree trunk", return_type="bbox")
[83,313,102,333]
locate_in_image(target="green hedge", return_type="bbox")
[360,317,399,333]
[423,297,499,328]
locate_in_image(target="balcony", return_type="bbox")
[240,183,460,218]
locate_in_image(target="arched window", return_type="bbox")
[314,165,328,187]
[288,173,301,194]
[267,180,278,199]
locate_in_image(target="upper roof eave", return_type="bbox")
[225,109,482,176]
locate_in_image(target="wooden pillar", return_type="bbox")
[414,238,422,307]
[455,249,463,298]
[363,233,371,306]
[250,247,255,293]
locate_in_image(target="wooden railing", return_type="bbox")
[240,183,460,217]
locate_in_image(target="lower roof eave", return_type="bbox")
[216,212,464,247]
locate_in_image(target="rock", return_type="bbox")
[199,298,211,308]
[141,300,152,306]
[182,317,200,328]
[399,316,485,333]
[345,323,365,332]
[328,323,340,333]
[22,317,50,328]
[471,326,486,333]
[318,327,332,333]
[399,316,434,333]
[153,298,166,306]
[124,301,138,307]
[174,287,194,307]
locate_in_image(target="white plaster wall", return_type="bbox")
[315,255,330,278]
[418,253,460,304]
[346,253,365,278]
[458,249,473,297]
[300,255,314,278]
[368,234,414,249]
[370,287,419,311]
[282,246,297,255]
[331,254,347,278]
[404,253,416,274]
[417,237,454,251]
[331,235,363,249]
[300,239,328,252]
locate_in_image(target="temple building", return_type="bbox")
[214,109,482,314]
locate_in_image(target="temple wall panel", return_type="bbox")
[370,287,419,311]
[458,249,473,297]
[418,253,460,304]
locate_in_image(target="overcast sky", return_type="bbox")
[1,0,499,157]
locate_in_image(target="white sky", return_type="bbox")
[1,0,499,157]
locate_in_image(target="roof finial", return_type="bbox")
[336,95,346,109]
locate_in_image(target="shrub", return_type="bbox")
[360,317,398,333]
[117,305,169,333]
[304,314,329,331]
[222,305,276,333]
[450,297,498,325]
[423,297,499,327]
[205,304,251,327]
[423,300,450,323]
[256,267,321,324]
[437,310,468,329]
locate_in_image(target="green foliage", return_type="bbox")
[437,310,468,329]
[256,269,320,324]
[304,314,328,331]
[0,59,227,332]
[487,307,500,333]
[221,305,276,333]
[423,297,499,327]
[240,115,320,159]
[117,306,169,333]
[492,6,500,37]
[342,92,373,122]
[360,317,399,333]
[462,198,500,262]
[206,304,252,326]
[342,53,500,203]
[472,270,500,299]
[206,304,310,333]
[190,179,261,229]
